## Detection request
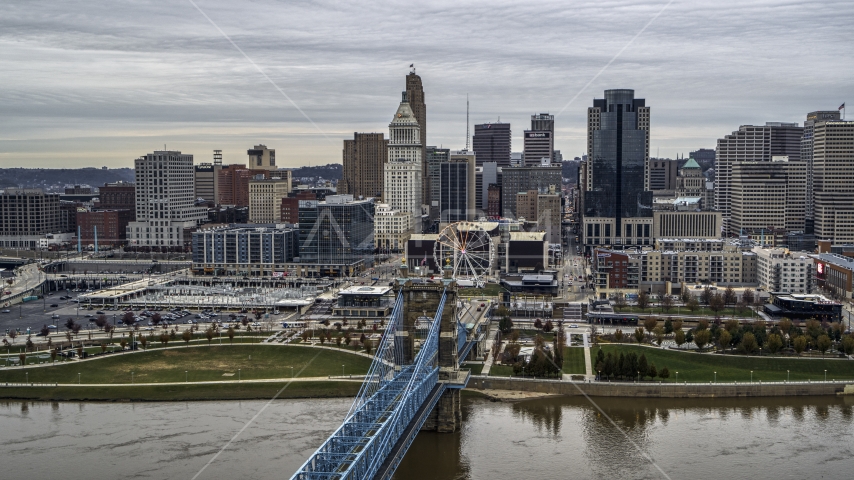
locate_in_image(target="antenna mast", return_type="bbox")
[465,94,470,151]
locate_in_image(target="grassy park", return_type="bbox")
[592,344,854,383]
[0,345,372,386]
[562,347,587,375]
[614,305,756,317]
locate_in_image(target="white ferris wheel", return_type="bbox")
[433,221,495,287]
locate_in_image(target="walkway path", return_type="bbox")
[583,344,593,379]
[482,340,505,376]
[0,375,365,388]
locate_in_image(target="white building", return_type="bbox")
[127,151,208,249]
[753,246,814,294]
[385,91,423,233]
[374,203,411,251]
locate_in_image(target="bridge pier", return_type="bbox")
[421,388,461,433]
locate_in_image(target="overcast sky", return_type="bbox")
[1,0,852,169]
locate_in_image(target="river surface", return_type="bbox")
[1,395,853,479]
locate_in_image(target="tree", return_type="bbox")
[648,363,658,380]
[120,339,127,351]
[742,288,755,306]
[633,327,645,344]
[816,335,832,357]
[227,326,235,344]
[673,318,683,331]
[723,286,737,307]
[103,323,113,339]
[718,329,732,353]
[793,335,807,356]
[40,324,50,337]
[740,332,758,354]
[159,333,169,347]
[661,295,673,313]
[533,318,543,330]
[335,336,343,348]
[364,339,373,355]
[614,293,627,310]
[637,291,650,311]
[498,315,514,334]
[701,286,713,305]
[675,329,685,347]
[842,335,854,356]
[680,290,692,305]
[205,328,214,345]
[693,329,711,350]
[100,343,107,354]
[659,366,670,380]
[9,330,18,345]
[638,354,649,380]
[319,333,326,344]
[709,293,725,317]
[139,335,148,350]
[687,297,699,313]
[65,318,76,330]
[50,348,58,363]
[182,329,192,347]
[151,313,162,326]
[653,326,665,346]
[543,320,554,333]
[94,315,107,329]
[643,317,658,340]
[122,311,135,325]
[664,318,673,336]
[697,318,709,331]
[614,329,624,343]
[765,333,783,354]
[19,352,26,366]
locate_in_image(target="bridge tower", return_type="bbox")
[394,259,463,433]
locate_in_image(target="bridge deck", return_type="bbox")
[371,382,446,480]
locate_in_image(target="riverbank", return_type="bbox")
[468,375,852,398]
[0,380,362,401]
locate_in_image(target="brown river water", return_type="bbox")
[1,395,852,479]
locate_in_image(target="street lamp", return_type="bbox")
[131,371,134,384]
[290,366,294,379]
[750,370,753,382]
[824,369,827,382]
[185,370,188,383]
[714,371,716,383]
[78,372,81,384]
[238,368,241,382]
[787,370,790,382]
[342,364,345,377]
[675,371,678,382]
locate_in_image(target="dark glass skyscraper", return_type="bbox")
[583,89,652,247]
[472,123,511,167]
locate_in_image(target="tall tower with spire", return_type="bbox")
[406,68,428,211]
[385,91,423,233]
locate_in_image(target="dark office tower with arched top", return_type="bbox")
[406,72,428,208]
[582,89,653,250]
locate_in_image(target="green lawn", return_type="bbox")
[562,347,587,375]
[592,345,854,383]
[488,365,515,377]
[0,345,372,385]
[461,362,484,375]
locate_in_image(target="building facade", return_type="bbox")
[247,144,277,171]
[675,158,704,199]
[523,131,553,166]
[714,122,803,233]
[652,211,723,239]
[405,72,428,210]
[753,247,814,294]
[0,188,63,248]
[439,152,476,224]
[811,119,854,243]
[339,132,389,199]
[218,164,270,206]
[298,195,375,276]
[191,224,299,276]
[729,159,806,236]
[582,89,652,251]
[374,203,411,251]
[472,123,511,167]
[515,188,561,244]
[126,151,207,249]
[76,210,133,247]
[97,182,136,219]
[501,165,562,220]
[386,91,423,233]
[194,152,222,203]
[249,176,291,223]
[649,159,678,191]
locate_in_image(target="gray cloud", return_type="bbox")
[0,0,852,167]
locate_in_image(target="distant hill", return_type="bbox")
[290,164,342,180]
[0,168,136,190]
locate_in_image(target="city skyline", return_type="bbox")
[2,0,852,168]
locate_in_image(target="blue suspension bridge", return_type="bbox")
[291,280,475,480]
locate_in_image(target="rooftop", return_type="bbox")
[338,285,393,296]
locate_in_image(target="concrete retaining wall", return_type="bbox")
[468,376,851,398]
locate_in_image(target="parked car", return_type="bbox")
[50,304,58,307]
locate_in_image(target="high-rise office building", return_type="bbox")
[218,165,270,206]
[648,159,679,191]
[689,148,716,163]
[531,113,554,133]
[476,162,498,211]
[582,89,652,249]
[386,91,423,233]
[426,146,450,220]
[406,71,428,208]
[516,186,561,244]
[340,132,388,199]
[439,151,476,224]
[247,144,277,171]
[97,182,136,220]
[675,158,705,200]
[501,165,562,219]
[714,122,803,233]
[523,131,554,166]
[0,188,63,248]
[802,110,841,231]
[127,151,207,249]
[472,123,511,167]
[812,118,854,243]
[729,159,806,236]
[298,195,375,276]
